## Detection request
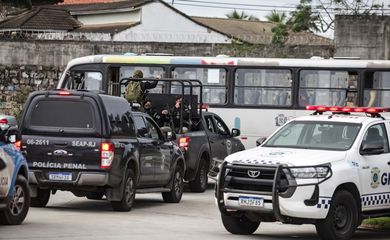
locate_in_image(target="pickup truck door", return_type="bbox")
[144,117,172,185]
[358,123,390,211]
[204,114,228,163]
[133,115,155,186]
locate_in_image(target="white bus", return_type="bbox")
[57,55,390,148]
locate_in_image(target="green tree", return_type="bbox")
[266,10,289,44]
[226,9,259,20]
[266,10,287,24]
[271,22,289,44]
[288,0,320,32]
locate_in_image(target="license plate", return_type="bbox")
[238,196,264,207]
[49,172,72,181]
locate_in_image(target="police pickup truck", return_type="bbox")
[0,124,29,225]
[20,90,185,212]
[216,106,390,240]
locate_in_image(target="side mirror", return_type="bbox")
[161,127,176,141]
[360,143,384,155]
[231,128,240,137]
[256,137,267,147]
[0,158,6,170]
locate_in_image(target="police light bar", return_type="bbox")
[305,106,389,113]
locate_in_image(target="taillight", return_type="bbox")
[178,137,190,151]
[0,119,8,124]
[100,142,114,169]
[14,140,21,151]
[58,91,71,96]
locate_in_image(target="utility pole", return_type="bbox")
[171,0,174,6]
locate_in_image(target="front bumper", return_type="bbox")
[216,162,332,222]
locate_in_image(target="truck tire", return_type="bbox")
[86,192,104,200]
[189,157,208,193]
[315,190,358,240]
[162,165,184,203]
[30,188,50,208]
[221,213,260,235]
[111,169,136,212]
[0,175,30,225]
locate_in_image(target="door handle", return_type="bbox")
[388,161,390,166]
[362,166,370,169]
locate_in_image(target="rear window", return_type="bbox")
[30,100,95,129]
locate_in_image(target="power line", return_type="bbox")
[177,0,300,9]
[168,0,390,12]
[173,2,293,13]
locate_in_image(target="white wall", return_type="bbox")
[113,2,230,43]
[76,10,141,25]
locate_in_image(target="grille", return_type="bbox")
[225,165,289,193]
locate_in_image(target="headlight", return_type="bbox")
[289,166,330,179]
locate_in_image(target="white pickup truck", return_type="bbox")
[216,106,390,240]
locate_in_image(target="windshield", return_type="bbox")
[264,121,361,151]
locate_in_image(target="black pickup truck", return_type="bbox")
[176,110,245,192]
[19,90,185,211]
[129,78,245,193]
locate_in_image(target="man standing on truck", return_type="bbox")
[124,70,159,104]
[170,96,190,132]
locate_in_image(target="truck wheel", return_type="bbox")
[315,190,358,240]
[221,213,260,235]
[31,188,50,208]
[86,192,104,200]
[189,157,208,193]
[111,169,136,212]
[0,175,30,225]
[162,165,184,203]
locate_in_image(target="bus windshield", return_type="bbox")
[263,121,361,151]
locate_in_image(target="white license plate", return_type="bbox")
[49,172,72,181]
[238,196,264,207]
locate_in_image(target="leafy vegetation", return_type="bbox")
[363,217,390,230]
[226,9,259,21]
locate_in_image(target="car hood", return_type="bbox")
[224,146,347,166]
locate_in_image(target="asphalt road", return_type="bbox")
[0,183,389,240]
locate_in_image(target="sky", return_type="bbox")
[161,0,390,37]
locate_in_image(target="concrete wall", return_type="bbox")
[0,39,333,115]
[335,15,390,60]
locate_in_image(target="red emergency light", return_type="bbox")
[58,91,71,96]
[305,106,389,114]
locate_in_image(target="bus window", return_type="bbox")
[299,70,358,107]
[234,69,292,106]
[84,72,103,91]
[118,66,165,96]
[172,67,227,104]
[364,71,390,107]
[65,71,103,91]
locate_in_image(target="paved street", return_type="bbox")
[0,183,388,240]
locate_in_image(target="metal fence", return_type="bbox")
[0,30,333,45]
